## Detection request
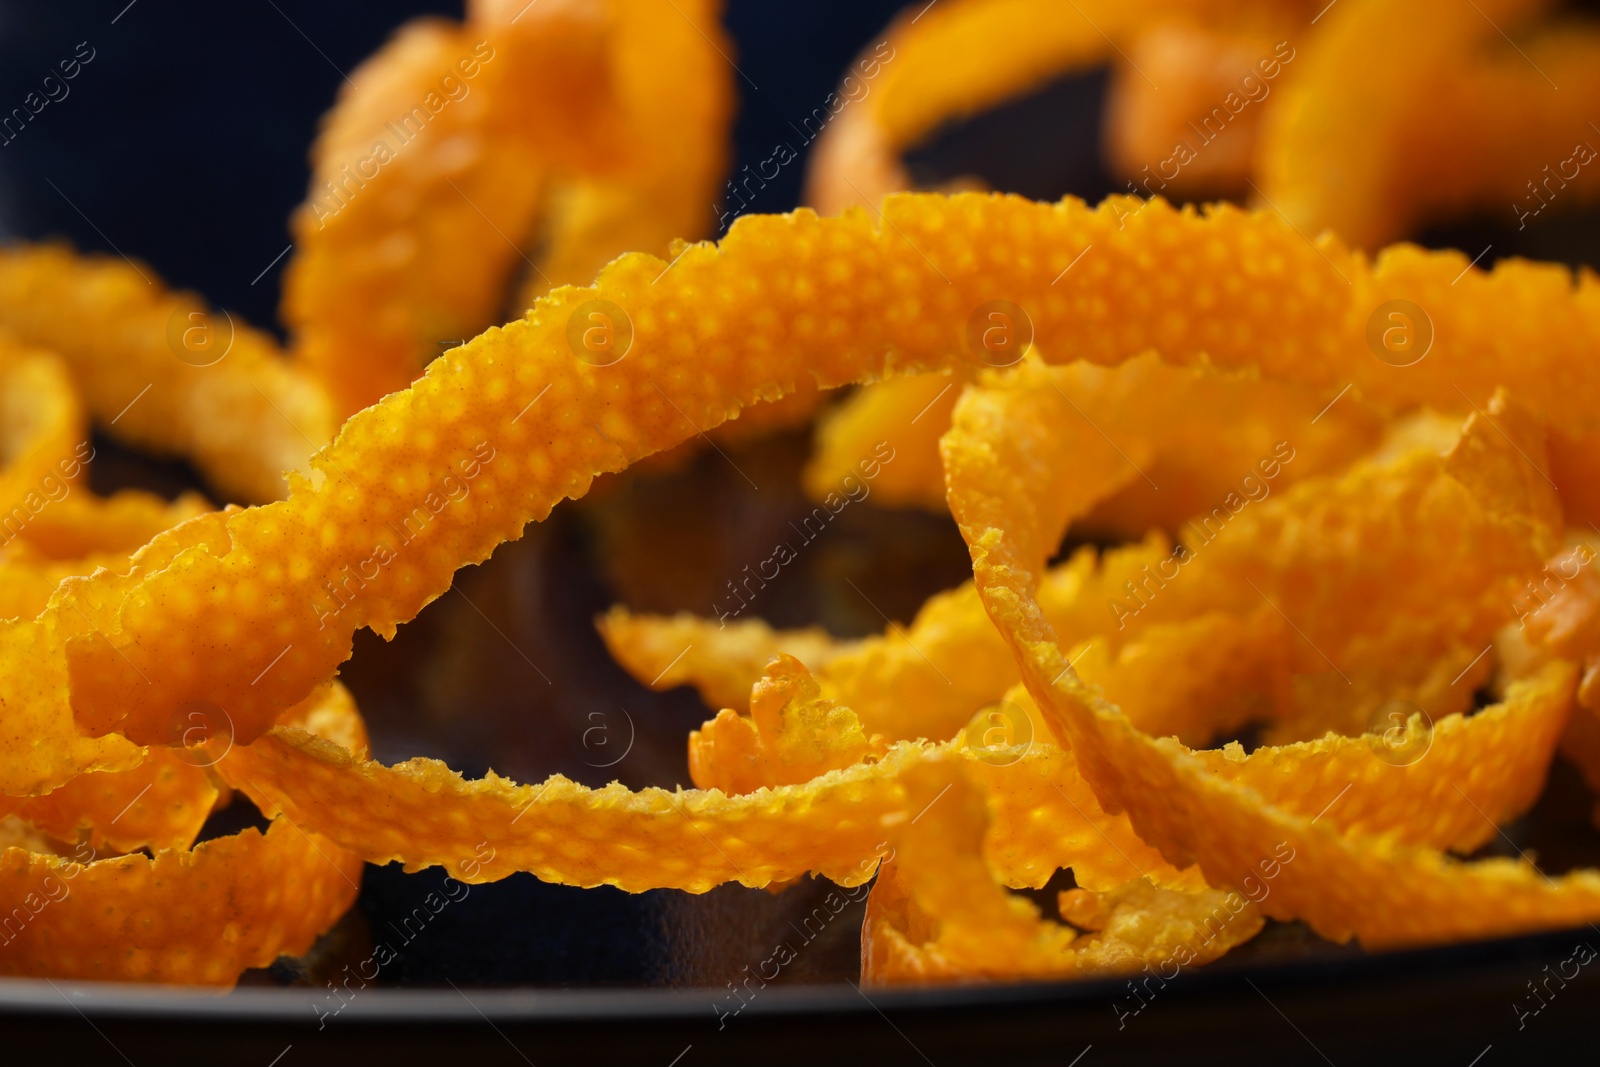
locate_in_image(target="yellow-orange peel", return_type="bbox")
[0,245,334,504]
[942,334,1600,948]
[284,0,627,415]
[0,817,360,984]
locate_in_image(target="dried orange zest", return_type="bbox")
[515,0,733,308]
[70,193,1600,747]
[945,330,1600,947]
[216,665,1192,897]
[861,756,1260,984]
[1255,0,1600,247]
[0,750,219,855]
[598,606,861,715]
[0,818,360,984]
[285,0,627,414]
[0,244,334,503]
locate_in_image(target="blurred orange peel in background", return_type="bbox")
[799,0,1600,517]
[6,0,1600,994]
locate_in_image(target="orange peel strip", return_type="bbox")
[1103,19,1299,199]
[0,244,334,504]
[215,653,1190,895]
[803,371,961,511]
[1191,661,1573,854]
[505,0,821,447]
[1517,537,1600,817]
[513,0,732,308]
[60,193,1600,757]
[0,491,211,622]
[0,816,360,984]
[0,341,85,518]
[862,758,1261,984]
[214,720,1202,897]
[218,727,916,894]
[0,681,366,857]
[5,489,211,563]
[805,0,1316,214]
[1252,0,1592,248]
[804,345,1380,523]
[597,610,863,715]
[0,681,366,984]
[0,505,243,794]
[285,0,627,415]
[0,749,218,855]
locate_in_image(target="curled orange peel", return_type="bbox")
[0,502,244,794]
[0,491,211,622]
[0,683,366,983]
[862,757,1262,984]
[5,189,1599,986]
[0,748,220,855]
[688,654,889,793]
[5,490,211,564]
[1254,0,1600,248]
[500,0,824,449]
[1102,18,1299,199]
[513,0,733,310]
[77,190,1600,752]
[942,346,1600,947]
[0,245,334,504]
[599,608,862,716]
[0,341,85,518]
[803,371,960,511]
[804,0,1313,215]
[0,816,360,984]
[285,0,630,415]
[1518,537,1600,817]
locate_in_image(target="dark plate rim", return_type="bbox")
[3,920,1592,1023]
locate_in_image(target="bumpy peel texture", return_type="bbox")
[63,193,1600,753]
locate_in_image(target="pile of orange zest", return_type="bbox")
[9,189,1600,988]
[943,347,1600,946]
